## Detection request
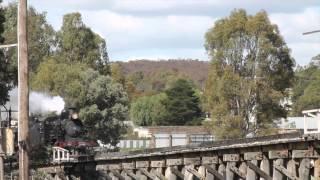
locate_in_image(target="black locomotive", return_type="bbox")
[30,108,98,152]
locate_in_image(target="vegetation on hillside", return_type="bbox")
[117,60,208,87]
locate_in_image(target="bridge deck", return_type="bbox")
[35,132,320,179]
[95,132,314,160]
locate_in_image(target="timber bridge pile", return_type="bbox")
[37,132,320,179]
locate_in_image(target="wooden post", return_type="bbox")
[165,167,177,180]
[246,160,257,180]
[239,162,247,180]
[169,135,172,147]
[287,159,297,178]
[298,158,310,180]
[187,135,191,145]
[198,165,206,178]
[314,159,320,179]
[184,165,195,180]
[18,0,29,179]
[151,135,156,148]
[136,169,147,180]
[260,158,270,180]
[120,171,132,180]
[123,170,137,180]
[0,155,3,180]
[226,162,235,180]
[0,116,3,180]
[273,159,284,180]
[218,164,226,177]
[205,164,216,180]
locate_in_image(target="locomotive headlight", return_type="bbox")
[72,112,79,120]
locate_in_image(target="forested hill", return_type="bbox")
[115,59,209,89]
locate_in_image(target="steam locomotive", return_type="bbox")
[30,108,98,155]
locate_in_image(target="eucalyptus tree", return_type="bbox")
[57,12,110,75]
[3,3,56,76]
[204,9,295,139]
[0,1,12,106]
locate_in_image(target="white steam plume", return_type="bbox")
[5,88,65,115]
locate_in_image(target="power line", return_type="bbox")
[302,30,320,35]
[0,44,17,49]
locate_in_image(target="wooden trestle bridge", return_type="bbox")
[33,132,320,180]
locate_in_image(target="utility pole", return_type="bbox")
[18,0,29,179]
[0,113,3,180]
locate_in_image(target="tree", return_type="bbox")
[111,63,126,86]
[130,93,167,126]
[162,79,202,125]
[31,57,87,104]
[3,3,56,76]
[77,69,128,145]
[33,64,128,144]
[57,12,110,75]
[292,65,320,115]
[204,9,295,139]
[0,1,12,106]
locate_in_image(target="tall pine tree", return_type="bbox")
[162,79,202,125]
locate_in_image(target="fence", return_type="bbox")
[118,139,150,149]
[118,134,213,149]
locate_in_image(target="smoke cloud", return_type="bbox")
[5,88,65,115]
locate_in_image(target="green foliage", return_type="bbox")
[3,3,56,76]
[30,145,51,165]
[77,69,128,145]
[292,65,320,115]
[130,93,167,126]
[32,61,128,144]
[204,9,295,139]
[124,69,187,101]
[31,58,87,101]
[27,10,125,144]
[111,63,126,86]
[57,12,110,75]
[0,2,13,106]
[162,79,202,125]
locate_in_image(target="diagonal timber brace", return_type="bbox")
[110,170,125,180]
[246,161,272,180]
[170,167,185,179]
[230,165,246,179]
[139,168,157,179]
[203,164,226,180]
[123,170,139,180]
[185,167,206,180]
[273,164,299,180]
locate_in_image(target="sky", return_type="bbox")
[2,0,320,65]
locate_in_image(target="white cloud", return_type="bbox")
[270,8,320,43]
[80,10,214,60]
[270,7,320,65]
[289,42,320,65]
[2,0,319,64]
